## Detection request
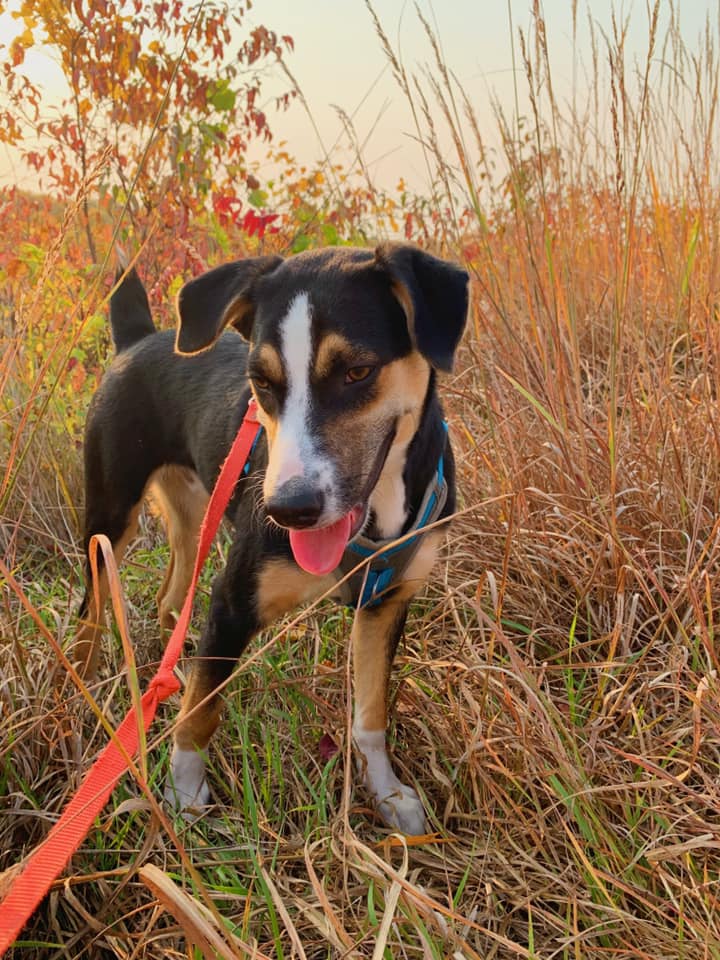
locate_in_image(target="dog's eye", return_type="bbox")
[251,375,271,391]
[345,365,374,384]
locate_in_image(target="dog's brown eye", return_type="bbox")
[345,365,374,384]
[252,375,271,391]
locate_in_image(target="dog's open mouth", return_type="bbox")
[289,505,365,576]
[287,421,397,577]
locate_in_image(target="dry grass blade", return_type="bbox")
[257,863,308,960]
[302,838,355,952]
[370,837,407,960]
[139,864,267,960]
[344,834,533,958]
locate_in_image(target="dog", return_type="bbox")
[75,243,468,835]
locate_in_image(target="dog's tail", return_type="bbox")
[110,266,156,353]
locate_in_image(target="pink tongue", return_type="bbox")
[289,513,353,576]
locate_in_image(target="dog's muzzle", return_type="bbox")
[265,478,325,529]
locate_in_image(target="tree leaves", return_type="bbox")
[0,0,295,254]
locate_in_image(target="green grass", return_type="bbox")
[4,556,720,956]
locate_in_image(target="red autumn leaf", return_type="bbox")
[318,733,338,762]
[213,193,243,226]
[241,209,279,239]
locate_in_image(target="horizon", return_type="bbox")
[1,0,718,198]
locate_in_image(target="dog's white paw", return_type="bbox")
[165,747,211,810]
[353,726,428,835]
[376,783,428,836]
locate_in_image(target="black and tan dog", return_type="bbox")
[75,244,468,834]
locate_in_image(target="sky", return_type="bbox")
[0,0,717,193]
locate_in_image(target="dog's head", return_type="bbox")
[176,244,468,575]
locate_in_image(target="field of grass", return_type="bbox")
[2,2,720,957]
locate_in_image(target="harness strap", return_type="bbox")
[337,422,449,608]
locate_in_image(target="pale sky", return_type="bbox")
[0,1,716,193]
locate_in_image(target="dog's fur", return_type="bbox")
[75,244,468,834]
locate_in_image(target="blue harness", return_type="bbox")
[336,423,449,609]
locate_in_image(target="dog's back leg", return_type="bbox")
[148,465,209,634]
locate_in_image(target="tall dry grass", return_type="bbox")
[1,1,720,956]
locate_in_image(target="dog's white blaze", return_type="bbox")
[263,292,336,505]
[268,292,311,486]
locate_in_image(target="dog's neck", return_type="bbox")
[367,371,445,540]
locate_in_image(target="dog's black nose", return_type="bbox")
[265,482,325,529]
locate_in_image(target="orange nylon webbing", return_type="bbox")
[0,398,261,955]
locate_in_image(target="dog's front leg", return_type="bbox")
[165,566,260,810]
[352,599,427,835]
[166,549,333,811]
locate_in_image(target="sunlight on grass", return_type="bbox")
[2,0,720,957]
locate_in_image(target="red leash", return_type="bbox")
[0,398,261,955]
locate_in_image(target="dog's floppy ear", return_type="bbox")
[176,255,283,354]
[375,242,469,372]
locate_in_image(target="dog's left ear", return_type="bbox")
[375,242,469,372]
[176,255,283,355]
